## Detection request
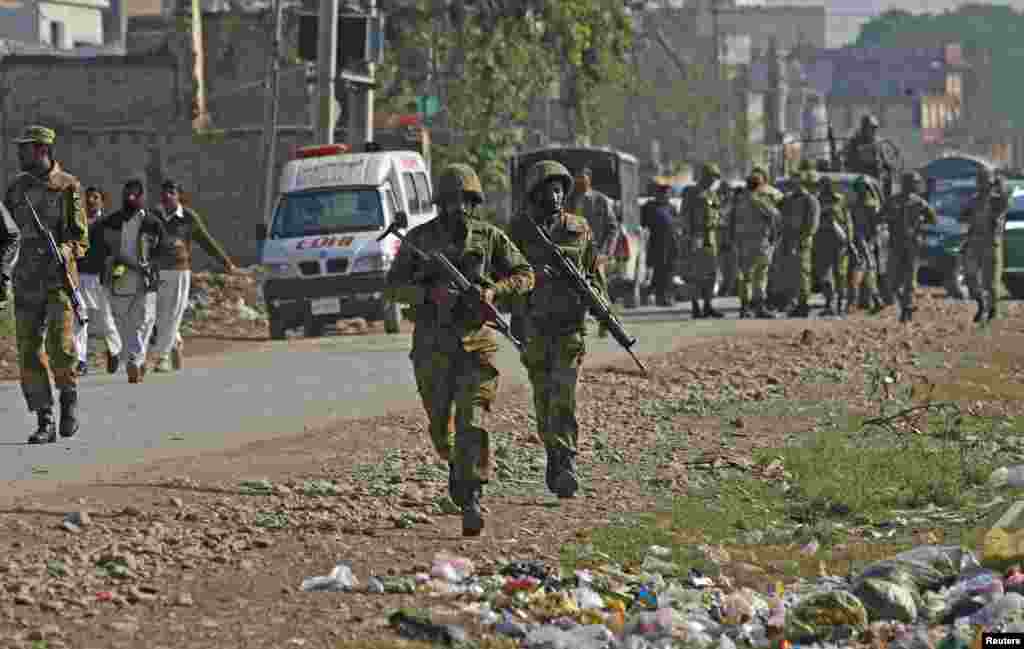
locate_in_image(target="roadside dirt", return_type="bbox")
[0,291,1022,649]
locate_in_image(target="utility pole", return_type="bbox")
[709,0,722,167]
[260,0,285,225]
[318,0,339,143]
[347,0,376,147]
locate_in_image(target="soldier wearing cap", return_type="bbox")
[509,160,609,504]
[1,125,89,443]
[386,163,533,537]
[843,115,893,194]
[847,175,885,313]
[731,166,782,318]
[883,171,937,323]
[779,169,821,317]
[962,167,1009,322]
[683,162,725,319]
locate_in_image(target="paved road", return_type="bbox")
[0,296,807,491]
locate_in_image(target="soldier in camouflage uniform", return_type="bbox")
[509,160,608,500]
[847,176,885,313]
[0,126,89,443]
[385,164,534,536]
[683,163,725,319]
[731,166,782,319]
[883,171,937,323]
[779,170,821,318]
[962,167,1009,322]
[814,176,854,317]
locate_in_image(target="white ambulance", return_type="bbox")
[258,144,436,338]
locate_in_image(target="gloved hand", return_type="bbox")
[429,281,458,308]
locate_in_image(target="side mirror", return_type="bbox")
[393,211,409,230]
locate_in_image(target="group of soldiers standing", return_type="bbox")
[0,125,237,444]
[643,131,1010,325]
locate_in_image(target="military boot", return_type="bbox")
[989,304,999,322]
[703,302,725,319]
[738,300,751,319]
[448,463,464,508]
[552,447,579,499]
[899,307,916,323]
[544,446,557,493]
[836,295,847,317]
[870,294,885,315]
[28,408,57,445]
[59,389,79,438]
[973,298,986,323]
[789,303,811,318]
[461,481,484,537]
[753,300,778,319]
[819,287,835,317]
[691,300,705,319]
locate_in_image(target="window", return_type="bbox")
[402,172,420,214]
[49,21,66,49]
[413,172,431,213]
[271,188,384,238]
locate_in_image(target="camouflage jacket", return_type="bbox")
[570,189,617,252]
[684,187,723,255]
[963,188,1010,243]
[2,162,88,302]
[818,191,853,245]
[850,194,882,241]
[385,216,534,354]
[730,185,782,251]
[508,209,608,334]
[883,193,937,247]
[780,189,821,245]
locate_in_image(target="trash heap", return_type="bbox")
[304,545,1024,648]
[180,269,268,336]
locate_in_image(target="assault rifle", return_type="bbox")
[377,218,524,353]
[530,219,648,376]
[20,195,88,326]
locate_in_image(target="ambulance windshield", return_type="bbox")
[271,188,384,238]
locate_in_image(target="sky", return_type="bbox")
[736,0,1024,46]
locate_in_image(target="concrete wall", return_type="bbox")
[2,126,323,268]
[0,54,181,128]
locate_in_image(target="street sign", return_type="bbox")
[297,12,385,65]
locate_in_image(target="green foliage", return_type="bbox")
[375,0,633,190]
[855,4,1024,127]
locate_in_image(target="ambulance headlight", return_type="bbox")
[264,263,296,278]
[351,253,391,274]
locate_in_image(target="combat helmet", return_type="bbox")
[434,163,485,205]
[902,171,923,194]
[525,160,573,200]
[861,114,880,129]
[700,162,722,184]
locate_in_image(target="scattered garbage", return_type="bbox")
[299,563,357,592]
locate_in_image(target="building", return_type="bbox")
[0,0,127,54]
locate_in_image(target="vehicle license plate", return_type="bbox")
[311,297,341,315]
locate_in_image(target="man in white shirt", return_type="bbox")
[98,180,161,384]
[72,187,123,375]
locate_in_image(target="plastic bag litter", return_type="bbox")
[431,552,474,582]
[857,546,979,592]
[299,563,357,592]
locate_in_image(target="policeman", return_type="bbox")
[1,125,89,443]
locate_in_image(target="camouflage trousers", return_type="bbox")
[797,237,815,305]
[847,237,880,307]
[814,242,848,302]
[14,290,78,411]
[889,244,921,312]
[735,246,773,306]
[411,346,498,483]
[965,238,1003,308]
[522,327,586,454]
